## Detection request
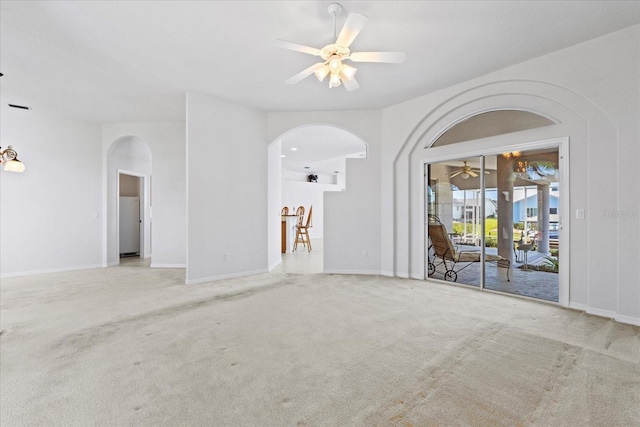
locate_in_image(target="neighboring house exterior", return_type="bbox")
[452,197,498,220]
[513,192,560,226]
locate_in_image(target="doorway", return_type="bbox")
[118,173,142,259]
[106,135,152,267]
[426,143,565,303]
[267,125,367,273]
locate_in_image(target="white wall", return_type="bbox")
[0,106,102,276]
[267,111,382,275]
[383,25,640,325]
[102,122,186,268]
[186,92,268,284]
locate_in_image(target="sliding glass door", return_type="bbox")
[426,148,560,302]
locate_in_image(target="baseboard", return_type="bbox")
[185,268,268,285]
[1,263,103,278]
[586,307,617,320]
[568,302,588,312]
[321,269,382,276]
[150,263,186,269]
[615,314,640,327]
[268,260,281,272]
[380,270,395,277]
[566,302,639,326]
[410,273,424,280]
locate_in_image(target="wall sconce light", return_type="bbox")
[0,145,25,172]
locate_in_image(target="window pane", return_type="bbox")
[483,149,559,302]
[427,157,483,287]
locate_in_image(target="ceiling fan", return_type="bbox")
[450,161,488,179]
[273,3,406,91]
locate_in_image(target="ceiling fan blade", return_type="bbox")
[285,63,325,85]
[468,170,478,177]
[273,39,321,56]
[349,51,406,63]
[341,74,359,92]
[450,171,462,178]
[336,13,368,47]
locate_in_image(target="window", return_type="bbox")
[550,207,557,214]
[526,207,538,218]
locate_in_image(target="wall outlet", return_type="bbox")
[576,209,585,220]
[224,252,230,261]
[362,250,368,257]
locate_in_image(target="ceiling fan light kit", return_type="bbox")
[274,2,405,91]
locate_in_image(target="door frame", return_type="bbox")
[116,169,151,261]
[421,136,569,307]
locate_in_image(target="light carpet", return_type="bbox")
[1,267,638,426]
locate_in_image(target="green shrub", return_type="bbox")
[485,237,497,247]
[542,255,559,273]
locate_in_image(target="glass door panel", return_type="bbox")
[426,157,483,287]
[483,148,559,302]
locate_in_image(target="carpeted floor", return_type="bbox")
[1,266,638,426]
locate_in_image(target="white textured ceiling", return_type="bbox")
[280,125,366,175]
[2,1,639,124]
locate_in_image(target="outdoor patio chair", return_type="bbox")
[427,217,510,282]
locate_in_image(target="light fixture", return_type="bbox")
[325,55,357,88]
[516,160,529,174]
[314,64,330,82]
[314,52,358,89]
[0,145,25,172]
[329,72,342,88]
[340,63,357,80]
[502,151,521,159]
[460,172,470,180]
[329,55,342,73]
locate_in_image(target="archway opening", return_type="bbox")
[106,136,152,267]
[424,109,563,302]
[267,125,367,274]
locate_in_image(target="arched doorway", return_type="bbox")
[423,110,564,302]
[106,136,152,266]
[267,125,367,273]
